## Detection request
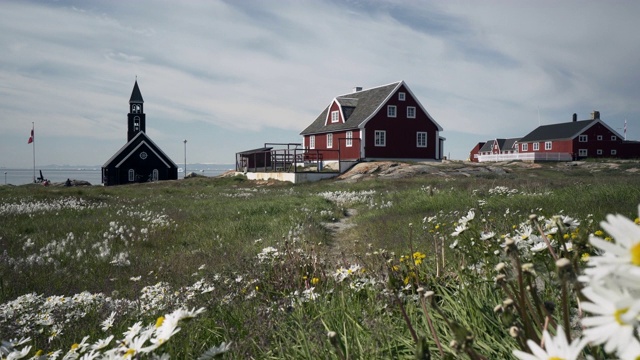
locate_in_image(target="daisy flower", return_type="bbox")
[580,284,638,355]
[513,326,587,360]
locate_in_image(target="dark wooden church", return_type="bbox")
[102,81,178,186]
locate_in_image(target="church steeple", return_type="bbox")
[127,80,146,141]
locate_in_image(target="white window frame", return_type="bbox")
[579,135,588,142]
[522,143,528,151]
[327,133,333,148]
[398,92,405,101]
[597,135,603,141]
[374,130,386,147]
[152,169,159,181]
[611,149,617,155]
[407,106,416,118]
[578,149,588,156]
[331,110,339,123]
[545,141,552,150]
[309,135,315,149]
[346,131,353,147]
[128,169,135,181]
[417,132,427,147]
[533,142,539,151]
[597,149,603,155]
[387,105,397,118]
[611,135,617,141]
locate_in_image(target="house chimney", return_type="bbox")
[591,110,600,120]
[352,86,362,93]
[572,113,577,122]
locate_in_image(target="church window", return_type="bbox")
[128,169,135,181]
[152,169,159,181]
[134,117,140,131]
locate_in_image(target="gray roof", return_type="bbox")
[519,119,596,142]
[103,131,176,168]
[478,137,520,152]
[300,81,442,135]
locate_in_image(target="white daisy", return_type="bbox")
[580,284,638,355]
[513,326,587,360]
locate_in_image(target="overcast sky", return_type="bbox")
[1,0,639,168]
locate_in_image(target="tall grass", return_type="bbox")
[1,163,639,358]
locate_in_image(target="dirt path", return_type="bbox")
[322,208,358,266]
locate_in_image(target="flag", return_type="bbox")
[27,129,34,144]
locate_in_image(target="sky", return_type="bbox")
[1,0,639,168]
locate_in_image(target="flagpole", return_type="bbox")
[32,122,35,183]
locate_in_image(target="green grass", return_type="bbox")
[1,163,639,358]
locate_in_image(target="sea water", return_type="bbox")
[0,167,232,186]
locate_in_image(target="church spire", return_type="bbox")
[127,80,146,141]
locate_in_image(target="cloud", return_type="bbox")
[0,0,638,168]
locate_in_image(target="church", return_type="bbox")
[102,80,178,186]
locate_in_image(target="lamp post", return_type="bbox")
[4,172,6,185]
[183,139,187,179]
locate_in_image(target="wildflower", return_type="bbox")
[311,277,320,285]
[412,252,426,265]
[580,284,638,354]
[513,326,587,360]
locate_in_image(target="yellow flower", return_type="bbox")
[71,343,79,351]
[581,253,590,262]
[311,277,320,285]
[594,230,604,237]
[392,265,399,271]
[635,217,640,225]
[155,316,165,328]
[563,233,570,240]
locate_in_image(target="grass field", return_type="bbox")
[1,160,639,359]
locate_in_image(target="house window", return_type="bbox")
[387,105,397,118]
[152,169,159,181]
[346,131,353,147]
[128,169,135,182]
[398,92,405,101]
[417,132,427,147]
[309,135,315,149]
[578,149,587,156]
[331,111,339,123]
[407,106,416,118]
[579,135,588,142]
[533,143,539,151]
[611,149,617,155]
[134,117,140,132]
[597,135,603,140]
[611,135,617,141]
[545,141,552,150]
[597,149,603,155]
[327,133,333,148]
[375,130,386,146]
[522,143,528,151]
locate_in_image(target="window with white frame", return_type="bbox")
[327,133,333,148]
[579,135,588,142]
[309,135,315,149]
[398,92,405,101]
[597,149,603,155]
[128,169,135,181]
[331,110,339,123]
[375,130,386,146]
[611,135,617,141]
[152,169,159,181]
[387,105,397,118]
[407,106,416,118]
[545,141,552,150]
[346,131,353,147]
[533,142,539,151]
[597,135,603,140]
[579,149,587,156]
[417,132,427,147]
[522,143,528,151]
[611,149,617,155]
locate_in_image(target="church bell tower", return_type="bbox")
[127,80,146,141]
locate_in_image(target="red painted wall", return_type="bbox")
[364,85,439,159]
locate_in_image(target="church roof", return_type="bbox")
[129,80,144,103]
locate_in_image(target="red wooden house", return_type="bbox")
[518,111,636,160]
[300,81,444,164]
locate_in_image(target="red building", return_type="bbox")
[518,111,638,160]
[300,81,444,163]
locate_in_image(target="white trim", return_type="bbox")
[533,142,539,151]
[327,133,333,148]
[309,135,315,149]
[331,110,339,123]
[578,149,588,156]
[545,141,552,150]
[407,106,416,118]
[417,132,427,147]
[387,105,397,118]
[115,140,172,168]
[398,92,405,101]
[611,149,617,155]
[128,169,135,181]
[579,135,588,142]
[597,149,603,155]
[346,131,353,147]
